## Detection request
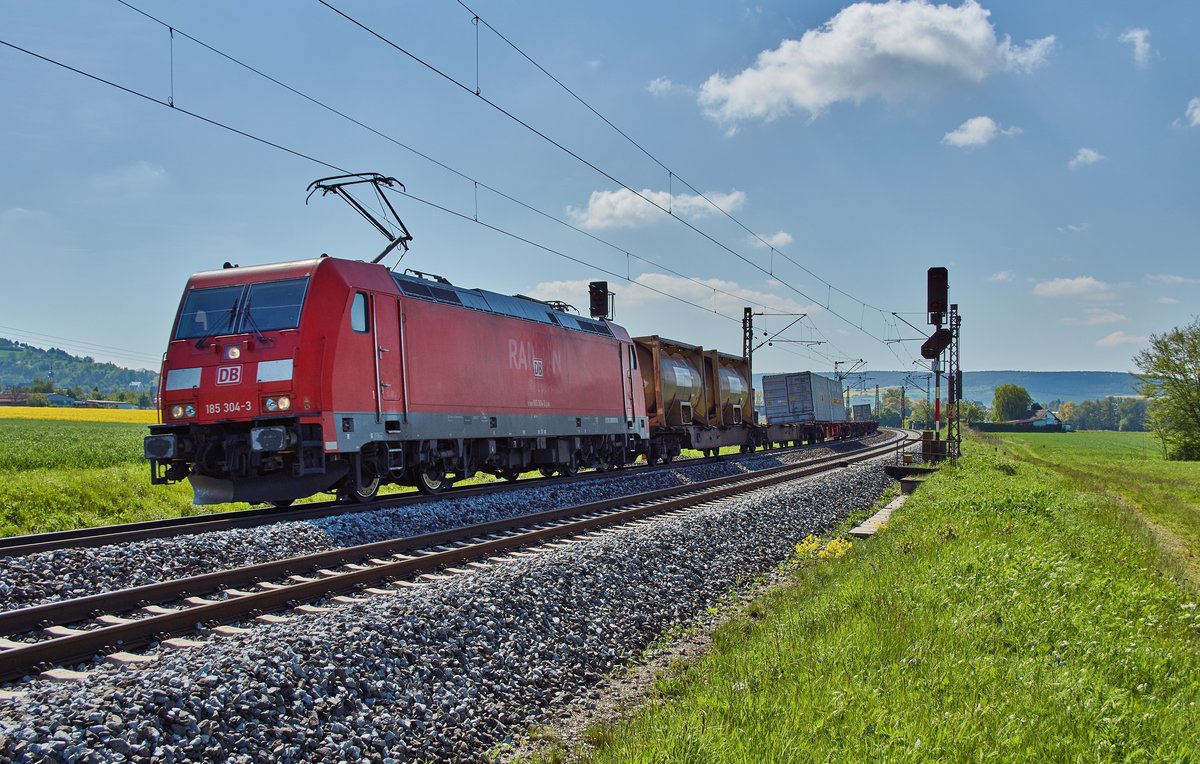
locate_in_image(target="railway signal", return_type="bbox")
[920,328,952,359]
[927,266,948,327]
[589,281,610,319]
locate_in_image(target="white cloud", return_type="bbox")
[1056,222,1089,233]
[1118,28,1152,68]
[751,231,794,249]
[566,188,746,230]
[647,77,674,95]
[1065,309,1125,326]
[1157,296,1180,305]
[698,0,1054,123]
[91,160,167,192]
[1146,273,1200,285]
[942,115,1021,147]
[987,270,1013,282]
[1178,97,1200,128]
[530,273,819,317]
[1096,330,1145,348]
[1068,148,1104,170]
[1033,276,1110,297]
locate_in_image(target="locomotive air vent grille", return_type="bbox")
[577,319,614,336]
[428,286,463,305]
[397,280,433,298]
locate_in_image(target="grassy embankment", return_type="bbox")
[571,431,1200,762]
[0,407,206,536]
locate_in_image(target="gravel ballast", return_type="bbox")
[0,459,894,762]
[0,443,877,611]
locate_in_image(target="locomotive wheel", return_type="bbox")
[415,465,447,494]
[268,499,294,508]
[342,470,381,503]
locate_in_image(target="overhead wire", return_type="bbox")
[456,0,919,367]
[0,325,163,366]
[115,1,840,362]
[0,33,835,366]
[113,0,829,358]
[315,1,871,363]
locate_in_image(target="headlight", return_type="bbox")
[263,396,292,412]
[169,404,196,420]
[170,405,184,419]
[185,404,196,418]
[223,345,241,360]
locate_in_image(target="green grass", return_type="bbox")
[999,431,1200,584]
[0,418,247,536]
[0,419,150,470]
[581,433,1200,762]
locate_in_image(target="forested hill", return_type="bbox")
[0,338,158,392]
[753,369,1139,406]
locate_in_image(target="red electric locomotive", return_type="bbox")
[144,256,649,504]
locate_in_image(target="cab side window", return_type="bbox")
[351,292,369,333]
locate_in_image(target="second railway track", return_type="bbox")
[0,430,917,683]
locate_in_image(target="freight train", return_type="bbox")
[144,256,875,505]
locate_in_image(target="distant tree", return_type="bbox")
[1134,319,1200,460]
[876,408,901,427]
[1057,400,1077,423]
[26,378,54,394]
[1064,396,1147,431]
[955,400,987,424]
[910,399,938,430]
[990,384,1032,422]
[25,393,49,407]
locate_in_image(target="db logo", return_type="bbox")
[216,365,242,385]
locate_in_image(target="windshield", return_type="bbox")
[174,285,244,340]
[173,277,309,340]
[244,278,308,332]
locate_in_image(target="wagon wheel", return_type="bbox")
[268,499,294,509]
[341,464,381,503]
[539,467,556,478]
[415,463,447,494]
[661,453,673,465]
[500,469,521,482]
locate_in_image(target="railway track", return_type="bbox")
[0,430,916,684]
[0,434,887,558]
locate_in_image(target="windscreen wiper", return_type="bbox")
[240,297,271,344]
[194,302,239,349]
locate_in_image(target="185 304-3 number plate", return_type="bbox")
[205,400,253,416]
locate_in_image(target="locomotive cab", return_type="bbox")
[145,257,394,504]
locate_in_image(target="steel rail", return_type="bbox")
[0,430,915,683]
[0,436,872,557]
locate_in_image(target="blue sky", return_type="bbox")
[1,0,1196,375]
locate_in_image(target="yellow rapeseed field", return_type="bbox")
[0,406,158,424]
